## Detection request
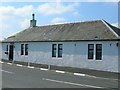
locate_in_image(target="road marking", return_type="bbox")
[3,61,118,81]
[28,66,34,69]
[0,61,3,64]
[0,70,14,74]
[40,68,48,71]
[86,75,118,81]
[43,78,103,88]
[63,81,103,88]
[55,70,65,73]
[74,73,85,76]
[16,64,23,67]
[7,63,12,65]
[43,78,63,83]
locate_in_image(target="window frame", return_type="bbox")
[21,44,24,55]
[96,44,102,60]
[58,44,63,58]
[88,44,94,60]
[52,44,57,57]
[5,45,9,55]
[25,44,28,55]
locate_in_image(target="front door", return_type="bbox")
[9,45,14,61]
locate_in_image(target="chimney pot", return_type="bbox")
[32,13,35,20]
[30,13,37,27]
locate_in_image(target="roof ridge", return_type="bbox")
[37,20,102,27]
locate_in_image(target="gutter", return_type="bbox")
[1,39,120,43]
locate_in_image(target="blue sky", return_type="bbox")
[0,2,118,40]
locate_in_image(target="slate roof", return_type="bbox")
[3,20,120,42]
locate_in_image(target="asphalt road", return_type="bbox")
[1,62,119,89]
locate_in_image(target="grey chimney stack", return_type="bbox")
[30,13,37,27]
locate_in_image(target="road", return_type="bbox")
[1,62,119,89]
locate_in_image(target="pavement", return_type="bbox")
[1,61,119,89]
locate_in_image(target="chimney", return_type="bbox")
[30,13,37,27]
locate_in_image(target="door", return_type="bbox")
[9,45,14,61]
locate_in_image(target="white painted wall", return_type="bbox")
[2,41,119,72]
[2,43,9,60]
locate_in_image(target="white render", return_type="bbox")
[1,41,119,73]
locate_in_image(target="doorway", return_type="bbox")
[9,45,14,61]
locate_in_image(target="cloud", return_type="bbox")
[51,17,66,24]
[19,19,30,30]
[37,2,79,15]
[14,5,34,17]
[0,5,34,40]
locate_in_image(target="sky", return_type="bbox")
[0,1,119,40]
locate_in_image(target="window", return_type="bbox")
[21,44,24,55]
[58,44,63,58]
[5,45,9,54]
[21,44,29,55]
[88,44,94,59]
[52,44,57,57]
[25,44,28,55]
[96,44,102,60]
[52,44,63,58]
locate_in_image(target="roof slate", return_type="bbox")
[3,20,120,42]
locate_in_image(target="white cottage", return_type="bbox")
[1,14,120,73]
